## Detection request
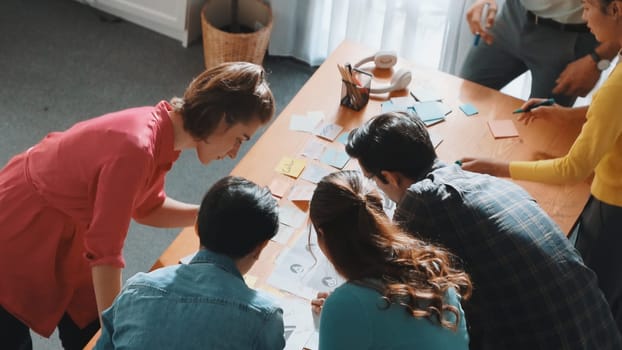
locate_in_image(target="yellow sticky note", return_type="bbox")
[275,157,306,178]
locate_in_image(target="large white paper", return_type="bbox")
[268,229,344,300]
[280,298,319,350]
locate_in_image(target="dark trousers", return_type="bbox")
[576,196,622,335]
[459,0,598,107]
[0,306,99,350]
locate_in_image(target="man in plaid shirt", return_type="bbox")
[345,111,621,349]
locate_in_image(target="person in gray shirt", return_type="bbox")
[460,0,619,106]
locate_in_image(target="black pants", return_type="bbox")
[576,196,622,335]
[0,306,99,350]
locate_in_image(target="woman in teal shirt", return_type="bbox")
[309,170,471,349]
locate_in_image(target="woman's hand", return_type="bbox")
[460,157,510,177]
[92,265,122,325]
[311,292,330,315]
[516,98,568,125]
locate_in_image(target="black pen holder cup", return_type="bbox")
[340,70,371,111]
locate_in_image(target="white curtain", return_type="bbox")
[266,0,606,106]
[268,0,472,72]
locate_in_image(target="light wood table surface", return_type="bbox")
[153,40,589,269]
[84,40,589,349]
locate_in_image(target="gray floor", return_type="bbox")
[0,0,315,348]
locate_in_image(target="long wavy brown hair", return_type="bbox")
[309,170,472,331]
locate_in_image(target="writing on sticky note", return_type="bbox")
[487,120,519,139]
[320,148,350,169]
[459,103,478,116]
[314,122,344,141]
[275,157,306,178]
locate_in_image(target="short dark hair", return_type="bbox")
[172,62,275,140]
[197,176,278,258]
[345,111,437,182]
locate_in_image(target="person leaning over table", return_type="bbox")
[309,170,471,350]
[0,62,275,350]
[96,176,285,350]
[460,0,620,107]
[461,0,622,335]
[345,111,621,349]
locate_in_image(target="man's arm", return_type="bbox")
[465,0,499,45]
[553,41,621,97]
[594,41,621,60]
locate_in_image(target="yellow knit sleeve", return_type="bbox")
[509,67,622,185]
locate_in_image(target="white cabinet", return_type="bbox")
[87,0,204,47]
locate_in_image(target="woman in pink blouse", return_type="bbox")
[0,62,275,349]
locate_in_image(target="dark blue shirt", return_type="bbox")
[394,161,621,349]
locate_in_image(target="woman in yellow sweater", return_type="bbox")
[461,0,622,333]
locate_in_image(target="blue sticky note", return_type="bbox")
[337,131,350,145]
[413,101,446,122]
[320,148,350,169]
[459,103,478,116]
[423,117,444,127]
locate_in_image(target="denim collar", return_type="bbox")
[189,249,243,281]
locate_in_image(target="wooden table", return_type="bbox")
[154,40,589,266]
[85,40,589,349]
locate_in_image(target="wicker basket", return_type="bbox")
[201,0,273,69]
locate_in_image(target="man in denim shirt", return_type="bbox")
[96,176,285,349]
[345,112,622,350]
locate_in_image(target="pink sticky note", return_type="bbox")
[288,182,316,202]
[269,177,294,198]
[487,120,519,139]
